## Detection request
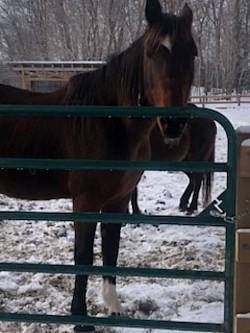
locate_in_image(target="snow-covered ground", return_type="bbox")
[0,103,250,333]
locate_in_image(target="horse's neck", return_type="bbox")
[63,37,143,107]
[119,117,156,162]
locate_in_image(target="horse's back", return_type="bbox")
[0,83,67,105]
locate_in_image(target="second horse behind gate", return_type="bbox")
[131,113,217,215]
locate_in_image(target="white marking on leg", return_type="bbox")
[161,35,172,52]
[101,279,124,315]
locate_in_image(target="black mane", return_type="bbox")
[64,38,144,106]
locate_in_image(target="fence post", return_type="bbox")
[237,94,241,107]
[235,126,250,333]
[202,96,205,108]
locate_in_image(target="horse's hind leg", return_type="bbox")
[101,199,129,316]
[186,172,203,214]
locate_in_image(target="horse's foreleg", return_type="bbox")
[179,172,193,212]
[71,196,98,333]
[71,223,97,314]
[101,200,128,316]
[101,223,123,315]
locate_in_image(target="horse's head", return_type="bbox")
[142,0,197,107]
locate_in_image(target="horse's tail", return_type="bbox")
[202,144,215,207]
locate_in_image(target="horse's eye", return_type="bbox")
[159,44,171,55]
[146,45,158,57]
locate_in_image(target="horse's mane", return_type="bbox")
[64,38,144,107]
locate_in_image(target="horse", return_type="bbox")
[131,113,217,215]
[0,1,197,331]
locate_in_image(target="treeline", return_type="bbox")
[0,0,250,93]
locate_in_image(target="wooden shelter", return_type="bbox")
[8,61,104,91]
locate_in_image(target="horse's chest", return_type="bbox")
[114,169,142,191]
[99,169,143,206]
[102,140,150,198]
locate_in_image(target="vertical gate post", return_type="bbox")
[235,126,250,333]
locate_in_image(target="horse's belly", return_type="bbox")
[0,169,69,200]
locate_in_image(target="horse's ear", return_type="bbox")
[180,3,193,27]
[145,0,162,26]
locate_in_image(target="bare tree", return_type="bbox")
[233,0,250,92]
[0,0,250,92]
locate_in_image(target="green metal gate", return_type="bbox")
[0,105,237,332]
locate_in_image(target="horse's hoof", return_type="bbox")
[74,325,96,332]
[110,313,129,320]
[185,209,197,216]
[179,206,188,212]
[110,311,124,316]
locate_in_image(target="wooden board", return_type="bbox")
[235,315,250,333]
[235,128,250,332]
[236,230,250,263]
[239,144,250,178]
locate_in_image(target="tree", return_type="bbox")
[1,0,250,92]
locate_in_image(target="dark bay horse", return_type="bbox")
[131,114,217,215]
[0,1,197,331]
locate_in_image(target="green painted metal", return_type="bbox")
[0,312,223,332]
[0,105,237,332]
[0,262,226,280]
[0,158,229,171]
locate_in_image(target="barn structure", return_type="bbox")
[7,61,104,92]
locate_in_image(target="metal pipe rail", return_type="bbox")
[0,105,237,333]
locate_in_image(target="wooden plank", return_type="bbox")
[239,142,250,178]
[235,128,250,333]
[237,177,250,228]
[236,230,250,263]
[237,130,250,229]
[235,315,250,333]
[234,263,250,314]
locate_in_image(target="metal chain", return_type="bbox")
[209,200,250,224]
[209,210,236,224]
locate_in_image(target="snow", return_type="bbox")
[242,139,250,146]
[1,103,250,333]
[237,229,250,234]
[237,313,250,318]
